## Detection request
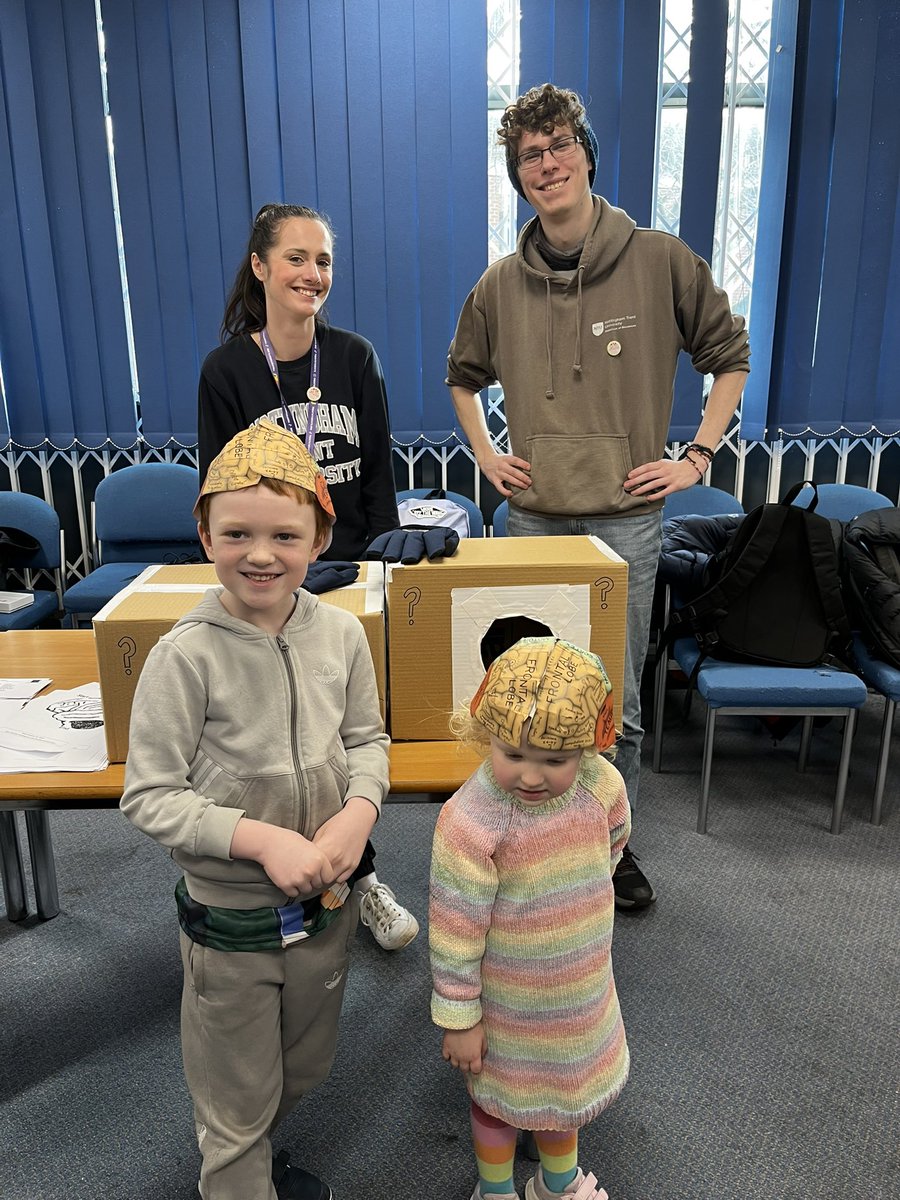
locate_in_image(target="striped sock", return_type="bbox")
[470,1101,517,1196]
[533,1128,578,1192]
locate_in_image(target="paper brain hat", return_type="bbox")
[470,636,616,752]
[195,418,335,533]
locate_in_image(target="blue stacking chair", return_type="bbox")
[0,492,65,631]
[395,488,484,538]
[652,484,869,834]
[805,484,896,825]
[790,482,894,522]
[850,636,899,825]
[63,463,201,625]
[662,483,745,520]
[651,487,746,753]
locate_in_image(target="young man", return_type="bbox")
[122,419,390,1200]
[447,84,750,909]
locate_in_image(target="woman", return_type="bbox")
[198,203,399,562]
[198,204,415,956]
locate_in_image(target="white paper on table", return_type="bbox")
[0,678,51,701]
[0,683,108,773]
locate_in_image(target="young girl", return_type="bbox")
[430,637,630,1200]
[198,202,415,952]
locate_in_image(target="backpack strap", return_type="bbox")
[662,503,791,654]
[800,509,853,656]
[783,479,818,510]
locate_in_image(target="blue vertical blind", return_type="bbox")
[516,0,727,440]
[0,0,486,448]
[3,0,897,449]
[744,0,900,440]
[0,0,136,448]
[518,0,660,227]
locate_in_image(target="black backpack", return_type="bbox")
[842,506,900,668]
[663,481,852,670]
[0,525,40,591]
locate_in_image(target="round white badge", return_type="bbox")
[307,386,322,402]
[607,340,621,357]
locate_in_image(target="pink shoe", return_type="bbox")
[469,1187,521,1200]
[524,1166,609,1200]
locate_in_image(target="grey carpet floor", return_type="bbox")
[2,699,898,1200]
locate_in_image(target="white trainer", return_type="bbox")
[525,1167,609,1200]
[470,1187,521,1200]
[359,882,419,951]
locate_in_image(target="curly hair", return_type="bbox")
[448,702,493,755]
[498,83,589,155]
[221,204,336,340]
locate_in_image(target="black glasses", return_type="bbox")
[515,135,583,173]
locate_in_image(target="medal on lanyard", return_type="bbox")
[259,329,320,456]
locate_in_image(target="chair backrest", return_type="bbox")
[662,485,744,519]
[395,488,484,538]
[94,463,201,563]
[0,491,62,570]
[790,482,894,522]
[492,500,509,536]
[0,490,65,614]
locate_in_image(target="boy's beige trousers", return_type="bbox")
[179,899,356,1199]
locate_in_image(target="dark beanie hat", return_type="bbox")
[506,114,599,200]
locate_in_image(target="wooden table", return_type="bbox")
[0,630,479,922]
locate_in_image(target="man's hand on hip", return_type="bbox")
[623,456,702,499]
[479,450,532,496]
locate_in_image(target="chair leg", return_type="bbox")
[24,810,60,920]
[872,698,895,826]
[830,709,858,835]
[652,641,668,773]
[0,811,28,922]
[651,586,672,774]
[697,707,717,834]
[798,715,814,771]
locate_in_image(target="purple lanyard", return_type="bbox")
[259,328,320,455]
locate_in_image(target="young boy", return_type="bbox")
[121,418,389,1200]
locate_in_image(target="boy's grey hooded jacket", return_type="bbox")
[121,588,389,909]
[447,195,750,519]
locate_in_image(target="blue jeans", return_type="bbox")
[506,507,663,808]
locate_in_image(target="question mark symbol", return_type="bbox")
[118,635,137,676]
[594,577,613,610]
[403,586,422,625]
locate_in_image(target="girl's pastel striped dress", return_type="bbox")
[429,754,631,1130]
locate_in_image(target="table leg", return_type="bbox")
[24,810,60,920]
[0,811,28,922]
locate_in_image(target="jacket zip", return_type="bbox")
[276,635,307,833]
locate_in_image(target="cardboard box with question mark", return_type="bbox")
[386,535,627,741]
[93,562,386,761]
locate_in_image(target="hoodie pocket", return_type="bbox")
[519,433,636,516]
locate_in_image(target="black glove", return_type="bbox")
[365,525,460,564]
[301,560,360,594]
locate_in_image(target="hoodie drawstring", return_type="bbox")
[544,268,586,399]
[544,277,555,399]
[573,265,585,375]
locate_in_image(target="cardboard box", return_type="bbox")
[386,536,627,741]
[94,562,386,762]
